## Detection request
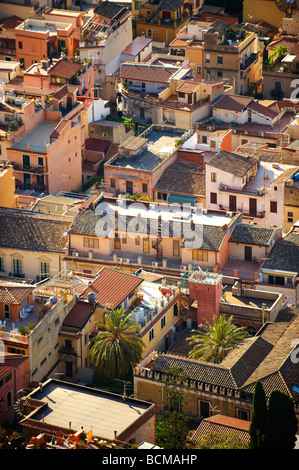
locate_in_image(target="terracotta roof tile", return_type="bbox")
[229,223,279,246]
[212,94,253,112]
[62,300,94,328]
[206,150,257,177]
[48,60,82,80]
[80,267,143,309]
[154,159,205,196]
[120,63,179,83]
[0,208,71,253]
[0,284,34,305]
[0,353,28,381]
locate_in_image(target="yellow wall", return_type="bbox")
[0,165,18,208]
[243,0,285,27]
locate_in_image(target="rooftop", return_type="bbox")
[229,223,280,246]
[207,150,257,177]
[23,379,156,441]
[0,207,71,254]
[108,127,185,171]
[11,120,58,153]
[80,267,143,309]
[154,158,205,196]
[15,18,71,34]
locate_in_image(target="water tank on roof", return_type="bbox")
[50,296,57,304]
[88,292,96,304]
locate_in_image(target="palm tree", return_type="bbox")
[187,315,248,364]
[89,307,145,377]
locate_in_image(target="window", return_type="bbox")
[0,257,4,271]
[142,183,148,194]
[237,409,250,421]
[211,172,217,182]
[147,28,152,38]
[41,262,49,280]
[19,58,25,68]
[274,186,277,191]
[192,250,209,262]
[210,192,217,204]
[38,157,44,166]
[157,192,167,200]
[6,390,12,410]
[173,303,178,316]
[5,373,12,384]
[217,56,223,65]
[199,400,211,418]
[161,316,165,329]
[217,70,223,77]
[135,235,140,246]
[196,66,202,74]
[206,54,210,64]
[13,259,22,276]
[18,41,23,49]
[270,201,277,213]
[202,135,207,144]
[4,304,9,318]
[83,237,99,249]
[288,211,293,223]
[149,328,154,341]
[111,178,116,189]
[22,154,30,168]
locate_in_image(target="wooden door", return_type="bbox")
[229,195,237,212]
[249,198,257,216]
[245,246,252,262]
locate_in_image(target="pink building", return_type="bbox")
[0,353,28,425]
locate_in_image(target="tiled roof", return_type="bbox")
[120,63,179,83]
[151,354,238,388]
[48,60,82,80]
[69,210,228,251]
[52,84,78,100]
[145,315,299,401]
[154,159,205,196]
[212,94,253,112]
[262,230,299,273]
[80,267,143,309]
[94,1,127,19]
[62,300,94,329]
[192,415,250,446]
[158,0,184,11]
[0,353,28,381]
[272,167,298,183]
[85,138,110,152]
[241,316,299,399]
[206,150,257,177]
[229,223,278,246]
[0,208,71,253]
[0,283,34,305]
[247,100,278,120]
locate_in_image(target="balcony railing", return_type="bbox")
[218,184,266,197]
[11,162,46,174]
[160,95,210,111]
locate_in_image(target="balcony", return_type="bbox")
[11,162,46,174]
[160,95,210,111]
[240,53,258,71]
[218,183,266,197]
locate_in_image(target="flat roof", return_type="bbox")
[11,120,58,152]
[28,380,153,440]
[110,130,183,170]
[95,200,235,227]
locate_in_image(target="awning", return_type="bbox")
[175,318,184,327]
[167,194,197,206]
[164,329,174,338]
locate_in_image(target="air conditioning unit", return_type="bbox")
[202,208,208,214]
[123,258,130,263]
[180,265,187,271]
[152,261,159,267]
[72,250,79,257]
[259,132,264,137]
[232,129,237,134]
[117,257,123,263]
[226,211,233,217]
[207,126,212,131]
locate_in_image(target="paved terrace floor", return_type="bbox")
[12,120,58,153]
[111,130,183,171]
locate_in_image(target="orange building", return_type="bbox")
[15,18,75,71]
[7,85,85,194]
